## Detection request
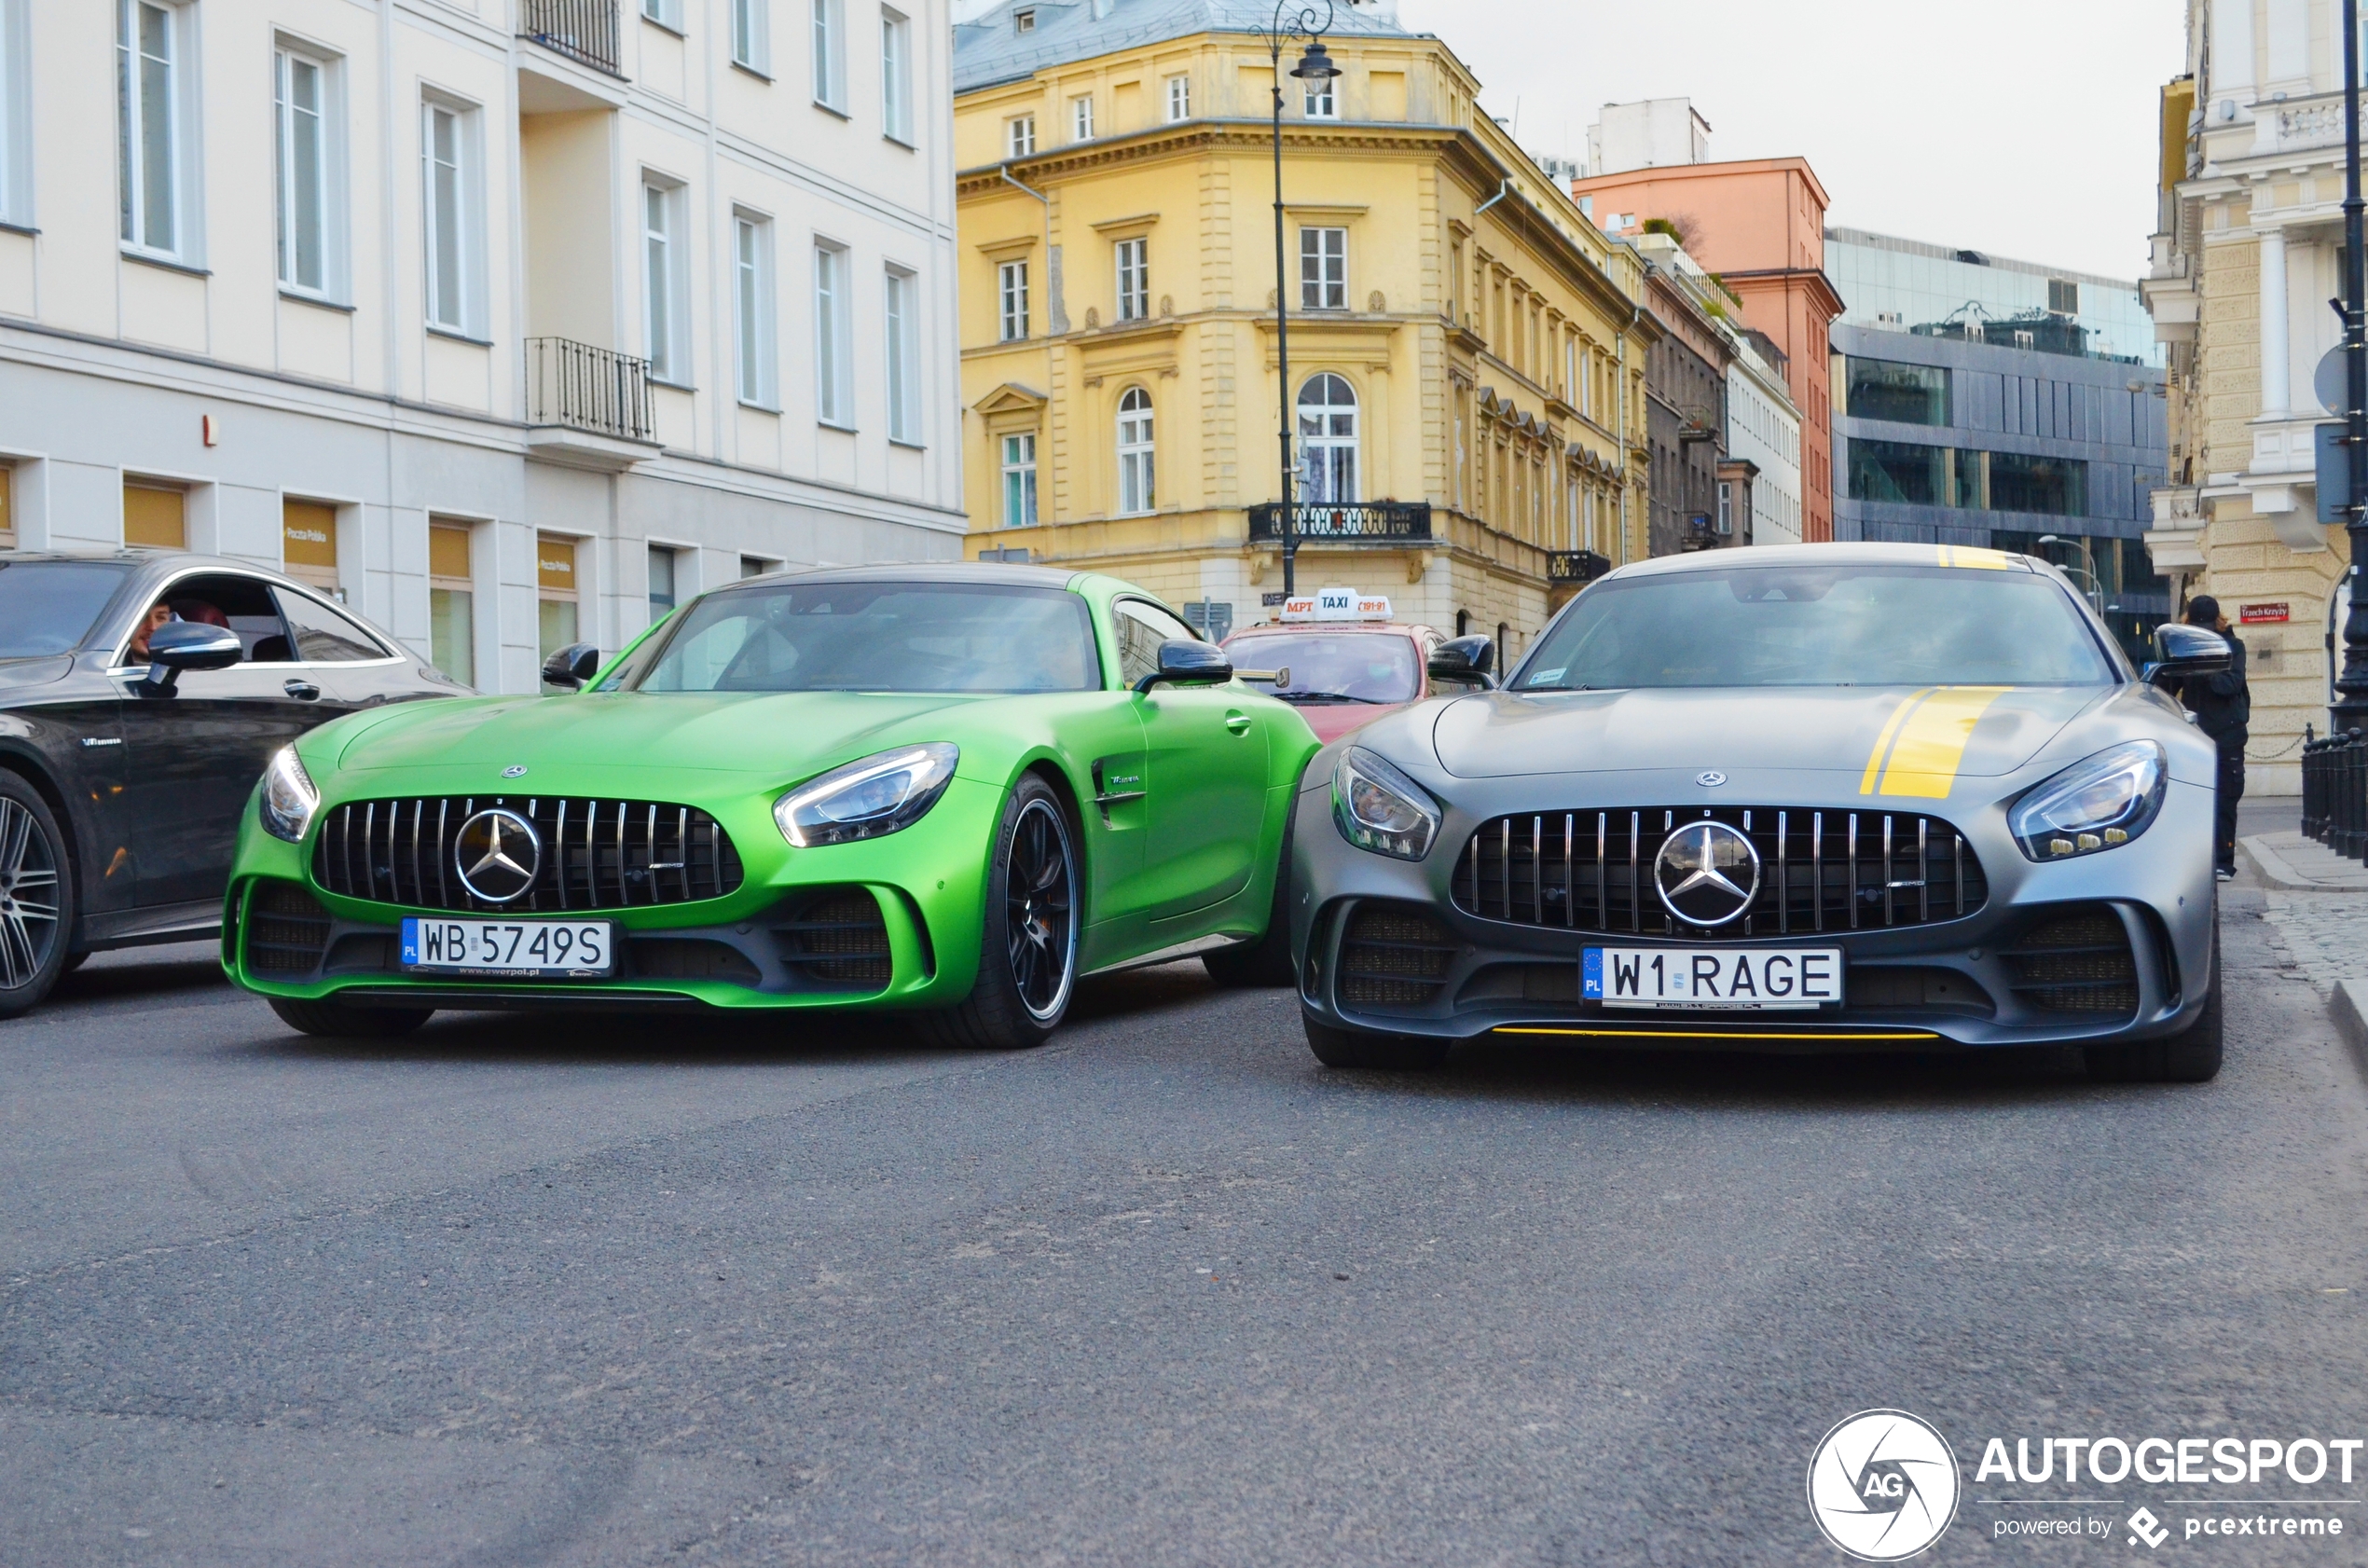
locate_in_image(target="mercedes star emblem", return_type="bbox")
[502,764,529,778]
[1654,819,1760,927]
[454,807,542,903]
[1695,770,1728,788]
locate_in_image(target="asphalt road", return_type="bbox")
[2,880,2364,1566]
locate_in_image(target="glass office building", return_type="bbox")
[1829,229,2170,662]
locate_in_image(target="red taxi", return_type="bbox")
[1221,590,1495,744]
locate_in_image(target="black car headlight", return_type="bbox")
[775,744,959,848]
[258,746,320,844]
[2008,740,2167,862]
[1332,746,1441,860]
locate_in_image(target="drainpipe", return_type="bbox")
[1000,166,1060,332]
[1474,177,1514,217]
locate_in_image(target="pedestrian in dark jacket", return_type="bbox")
[2176,596,2250,879]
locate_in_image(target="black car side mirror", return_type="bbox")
[1428,634,1497,689]
[542,643,602,690]
[1135,639,1232,695]
[136,621,244,696]
[2141,622,2231,687]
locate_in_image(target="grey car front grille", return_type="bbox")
[312,796,744,913]
[1452,805,1987,939]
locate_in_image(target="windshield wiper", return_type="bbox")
[1273,691,1390,705]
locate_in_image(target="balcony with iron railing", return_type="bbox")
[1247,502,1434,543]
[516,0,623,77]
[524,337,658,470]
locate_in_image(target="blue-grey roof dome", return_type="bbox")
[955,0,1418,95]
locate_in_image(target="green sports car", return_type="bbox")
[223,565,1318,1047]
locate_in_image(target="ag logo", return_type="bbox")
[1806,1410,1960,1561]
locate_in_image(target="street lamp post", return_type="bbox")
[2037,533,2103,614]
[1260,2,1337,603]
[2338,0,2368,733]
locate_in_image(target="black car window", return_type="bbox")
[1115,599,1197,687]
[0,560,135,658]
[1513,564,2119,690]
[272,587,390,662]
[625,582,1102,695]
[131,572,288,663]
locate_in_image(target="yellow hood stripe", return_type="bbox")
[1936,544,2015,570]
[1860,685,2014,799]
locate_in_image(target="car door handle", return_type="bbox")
[283,680,323,701]
[1225,711,1253,736]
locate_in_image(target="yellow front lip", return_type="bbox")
[1494,1025,1942,1042]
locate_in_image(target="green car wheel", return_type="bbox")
[920,774,1078,1051]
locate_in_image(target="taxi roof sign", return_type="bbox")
[1282,587,1391,623]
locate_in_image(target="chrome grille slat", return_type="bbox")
[1452,805,1988,937]
[312,795,744,913]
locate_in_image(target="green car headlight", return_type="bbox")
[1332,745,1440,860]
[2008,740,2167,862]
[776,744,960,848]
[258,746,320,844]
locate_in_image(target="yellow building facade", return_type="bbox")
[950,0,1653,656]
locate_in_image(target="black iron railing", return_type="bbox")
[1546,550,1612,585]
[2302,728,2368,863]
[1247,501,1432,543]
[516,0,622,76]
[526,337,654,443]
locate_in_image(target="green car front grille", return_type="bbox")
[312,796,745,913]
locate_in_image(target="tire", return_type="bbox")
[59,952,89,976]
[1203,801,1298,988]
[1303,1014,1450,1072]
[2085,926,2223,1084]
[0,772,76,1022]
[268,996,434,1039]
[918,774,1079,1050]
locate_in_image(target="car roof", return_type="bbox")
[731,561,1084,590]
[1604,542,2040,580]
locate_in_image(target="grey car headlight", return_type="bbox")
[258,746,320,844]
[1333,746,1441,860]
[776,744,959,847]
[2008,740,2167,862]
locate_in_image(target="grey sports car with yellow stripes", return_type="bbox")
[1291,543,2233,1081]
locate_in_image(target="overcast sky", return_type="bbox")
[954,0,2186,282]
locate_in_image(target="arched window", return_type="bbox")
[1297,373,1358,505]
[1116,387,1155,514]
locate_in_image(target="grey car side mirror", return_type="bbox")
[1428,634,1497,689]
[2141,623,2231,687]
[542,643,602,690]
[136,621,244,696]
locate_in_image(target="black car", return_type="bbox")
[0,551,467,1016]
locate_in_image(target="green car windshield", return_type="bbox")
[1514,564,2120,690]
[611,582,1104,695]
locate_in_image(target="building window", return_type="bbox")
[0,463,13,548]
[880,8,911,143]
[123,481,185,549]
[1116,388,1155,514]
[1165,74,1190,121]
[730,0,767,72]
[642,180,687,383]
[1006,115,1035,158]
[421,98,479,336]
[1300,227,1345,310]
[1298,373,1358,504]
[642,0,682,28]
[998,258,1029,341]
[117,0,187,257]
[1013,7,1035,32]
[1071,95,1094,142]
[1303,73,1334,118]
[273,45,338,298]
[1001,432,1038,527]
[648,544,679,620]
[1988,451,2086,516]
[429,521,474,687]
[885,266,919,445]
[1716,481,1733,535]
[1114,236,1147,323]
[282,499,338,593]
[537,534,581,687]
[1843,357,1949,425]
[811,0,842,108]
[814,241,851,426]
[735,212,777,407]
[0,0,27,229]
[741,555,773,578]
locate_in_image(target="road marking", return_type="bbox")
[1859,685,2013,799]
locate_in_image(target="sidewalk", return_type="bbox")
[2238,818,2368,1071]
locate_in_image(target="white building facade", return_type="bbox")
[1726,340,1801,546]
[0,0,963,692]
[2146,0,2357,790]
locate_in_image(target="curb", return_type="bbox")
[2335,980,2368,1081]
[2239,834,2368,892]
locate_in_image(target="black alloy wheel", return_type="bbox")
[1006,796,1078,1022]
[0,775,74,1020]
